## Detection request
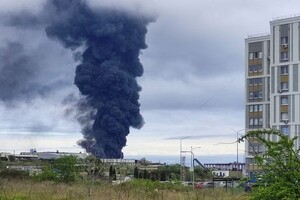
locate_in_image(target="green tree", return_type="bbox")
[82,155,104,197]
[194,167,212,180]
[0,157,8,162]
[158,164,181,181]
[109,165,116,181]
[109,165,113,182]
[134,167,139,179]
[112,167,116,180]
[8,155,15,162]
[240,129,300,200]
[159,170,167,181]
[34,166,58,182]
[84,155,103,178]
[143,169,148,179]
[149,170,158,181]
[54,155,79,183]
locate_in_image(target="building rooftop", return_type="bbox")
[272,13,300,21]
[247,33,270,39]
[271,14,300,25]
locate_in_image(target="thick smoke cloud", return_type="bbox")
[45,0,154,158]
[0,40,73,105]
[0,42,38,103]
[0,41,69,104]
[0,3,74,105]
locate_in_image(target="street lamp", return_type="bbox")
[191,146,201,187]
[179,136,190,181]
[232,128,246,170]
[182,146,201,187]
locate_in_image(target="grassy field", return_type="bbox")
[0,179,250,200]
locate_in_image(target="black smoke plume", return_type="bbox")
[45,0,154,158]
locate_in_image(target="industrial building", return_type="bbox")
[0,149,88,161]
[245,15,300,177]
[204,162,245,178]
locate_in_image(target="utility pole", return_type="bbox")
[179,136,190,181]
[232,128,246,171]
[190,146,201,187]
[237,131,239,167]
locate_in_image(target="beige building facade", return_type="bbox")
[245,16,300,177]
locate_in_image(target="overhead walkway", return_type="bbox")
[193,158,205,169]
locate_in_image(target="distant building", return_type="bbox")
[204,162,245,171]
[0,152,11,160]
[15,154,38,160]
[245,15,300,177]
[100,158,138,166]
[20,148,37,155]
[212,170,230,177]
[4,149,88,161]
[7,166,42,175]
[38,151,88,160]
[204,162,245,178]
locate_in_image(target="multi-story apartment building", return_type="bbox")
[245,16,300,177]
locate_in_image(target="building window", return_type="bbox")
[249,52,262,60]
[249,92,253,100]
[258,104,263,111]
[255,78,262,85]
[281,82,289,91]
[249,53,253,60]
[253,105,258,112]
[253,52,258,59]
[281,125,289,135]
[280,66,288,75]
[249,65,262,73]
[259,118,263,125]
[249,143,259,154]
[249,117,263,128]
[281,96,288,105]
[280,52,288,61]
[249,119,254,125]
[249,66,254,73]
[250,104,263,112]
[246,158,255,164]
[281,112,288,121]
[258,65,262,72]
[249,66,253,73]
[249,78,263,85]
[249,105,254,112]
[281,37,288,45]
[253,92,258,99]
[249,79,254,85]
[250,91,263,100]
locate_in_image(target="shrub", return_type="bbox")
[0,169,30,179]
[54,155,79,183]
[241,129,300,199]
[33,167,59,182]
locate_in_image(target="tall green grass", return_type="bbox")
[0,179,250,200]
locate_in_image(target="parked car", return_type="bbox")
[195,182,204,189]
[195,181,214,189]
